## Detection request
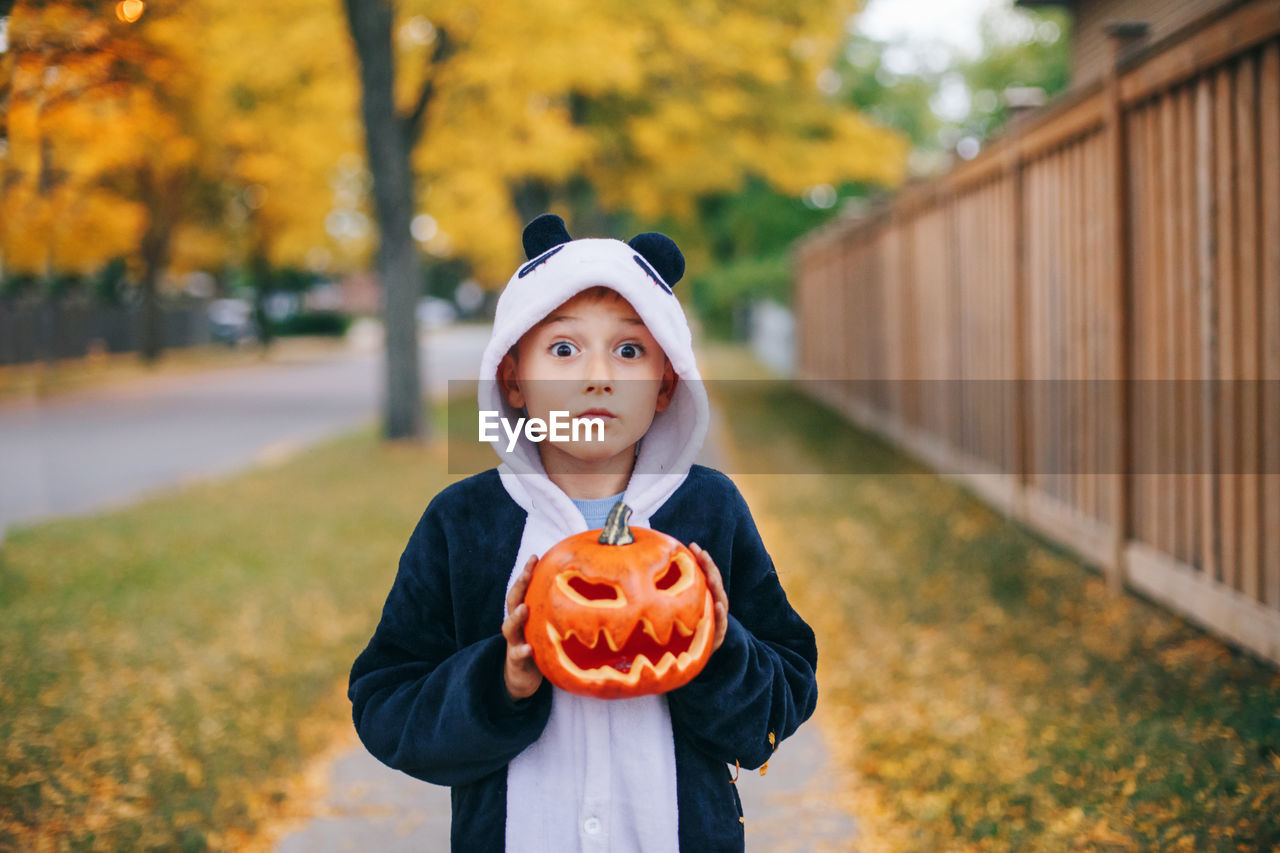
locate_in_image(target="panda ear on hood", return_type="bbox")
[628,232,685,287]
[522,213,572,259]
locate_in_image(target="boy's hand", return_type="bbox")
[502,555,544,702]
[689,543,729,653]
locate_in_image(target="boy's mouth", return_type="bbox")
[575,408,616,420]
[544,597,713,686]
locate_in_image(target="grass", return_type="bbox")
[0,419,450,851]
[2,357,1278,851]
[712,379,1280,852]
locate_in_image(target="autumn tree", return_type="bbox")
[0,0,219,361]
[196,0,362,348]
[344,0,906,440]
[1,0,358,360]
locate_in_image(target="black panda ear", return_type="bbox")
[522,214,572,260]
[628,232,685,287]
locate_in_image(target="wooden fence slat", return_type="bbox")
[1055,150,1068,501]
[1081,143,1096,523]
[1133,104,1152,550]
[1013,164,1029,488]
[1161,92,1181,564]
[1196,73,1222,584]
[1234,52,1262,603]
[1077,139,1092,519]
[1260,42,1280,611]
[1036,161,1049,487]
[1149,98,1169,556]
[1092,131,1106,522]
[1178,84,1201,571]
[1079,144,1093,515]
[1215,65,1240,592]
[1003,179,1015,471]
[1165,88,1181,563]
[1065,142,1080,513]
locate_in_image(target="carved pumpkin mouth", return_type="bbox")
[545,595,714,687]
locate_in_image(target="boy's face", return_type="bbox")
[498,288,677,469]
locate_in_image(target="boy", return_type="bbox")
[349,214,817,852]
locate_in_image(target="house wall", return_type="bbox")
[1069,0,1240,86]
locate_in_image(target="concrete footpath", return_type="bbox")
[275,405,858,852]
[275,712,854,852]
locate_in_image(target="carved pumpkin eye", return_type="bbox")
[556,571,627,607]
[655,561,683,590]
[568,576,621,601]
[654,554,695,595]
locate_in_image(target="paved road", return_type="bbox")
[0,324,492,534]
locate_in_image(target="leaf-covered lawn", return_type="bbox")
[715,380,1280,852]
[0,428,447,851]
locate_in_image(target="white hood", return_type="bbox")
[477,221,709,533]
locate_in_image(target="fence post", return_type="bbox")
[1103,23,1147,593]
[1005,139,1030,516]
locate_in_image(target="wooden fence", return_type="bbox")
[794,0,1280,665]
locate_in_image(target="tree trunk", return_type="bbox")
[248,249,275,352]
[511,179,552,226]
[138,261,161,364]
[343,0,423,440]
[138,198,170,365]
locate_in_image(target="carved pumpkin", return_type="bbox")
[525,502,714,699]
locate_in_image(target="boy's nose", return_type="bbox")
[582,352,613,394]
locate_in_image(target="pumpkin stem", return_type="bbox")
[598,501,635,546]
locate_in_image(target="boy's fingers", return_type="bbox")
[502,603,528,644]
[690,543,729,653]
[691,543,728,603]
[506,555,539,610]
[690,542,715,573]
[710,600,728,652]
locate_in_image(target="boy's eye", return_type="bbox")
[614,342,644,359]
[550,341,579,358]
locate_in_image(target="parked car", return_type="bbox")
[207,298,256,345]
[417,297,458,330]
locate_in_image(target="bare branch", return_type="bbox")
[401,26,451,148]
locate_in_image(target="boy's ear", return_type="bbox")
[497,352,525,409]
[654,358,679,413]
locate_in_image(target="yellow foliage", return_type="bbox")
[191,0,363,272]
[1,0,361,280]
[404,0,905,282]
[2,0,904,288]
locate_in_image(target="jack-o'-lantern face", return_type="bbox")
[524,502,714,699]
